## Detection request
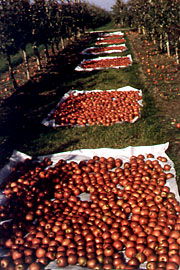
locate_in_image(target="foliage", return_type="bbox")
[0,0,111,81]
[83,3,111,30]
[112,0,128,27]
[0,0,19,55]
[112,0,180,55]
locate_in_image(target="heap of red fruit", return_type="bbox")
[52,90,141,126]
[0,152,179,270]
[80,56,132,70]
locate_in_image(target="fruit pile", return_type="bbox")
[96,38,126,46]
[52,89,141,126]
[0,152,180,270]
[76,55,132,71]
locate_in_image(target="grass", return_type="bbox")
[0,26,180,193]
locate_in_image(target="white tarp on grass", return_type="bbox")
[75,54,133,71]
[0,143,179,207]
[97,32,124,40]
[0,142,180,269]
[81,44,127,55]
[95,38,126,46]
[41,86,142,128]
[97,31,124,40]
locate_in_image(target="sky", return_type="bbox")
[86,0,128,11]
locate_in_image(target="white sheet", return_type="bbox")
[0,143,180,269]
[81,44,127,55]
[75,54,133,71]
[0,142,179,202]
[41,86,142,128]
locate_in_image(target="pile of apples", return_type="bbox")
[52,90,141,126]
[0,153,179,270]
[80,56,132,70]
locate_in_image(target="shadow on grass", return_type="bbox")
[0,35,99,168]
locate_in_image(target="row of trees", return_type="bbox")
[112,0,180,62]
[0,0,110,89]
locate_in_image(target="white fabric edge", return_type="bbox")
[1,142,180,202]
[95,39,126,45]
[103,31,124,36]
[97,34,124,40]
[89,31,124,35]
[81,44,127,55]
[97,35,124,41]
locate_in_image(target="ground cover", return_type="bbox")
[127,31,180,188]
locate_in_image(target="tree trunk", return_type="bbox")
[7,53,18,90]
[51,43,55,55]
[44,43,49,62]
[175,43,179,64]
[33,46,42,70]
[151,29,156,44]
[166,33,170,57]
[160,34,163,51]
[55,41,60,51]
[61,37,64,49]
[22,49,30,80]
[142,26,146,35]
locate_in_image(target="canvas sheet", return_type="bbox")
[81,44,127,55]
[0,142,180,269]
[41,86,142,128]
[95,38,126,45]
[1,142,179,205]
[89,31,124,35]
[75,54,133,71]
[98,31,124,38]
[103,31,124,36]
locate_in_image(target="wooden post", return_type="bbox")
[22,49,30,80]
[142,26,146,35]
[44,43,49,63]
[61,37,64,49]
[175,41,179,64]
[160,34,163,51]
[166,33,170,57]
